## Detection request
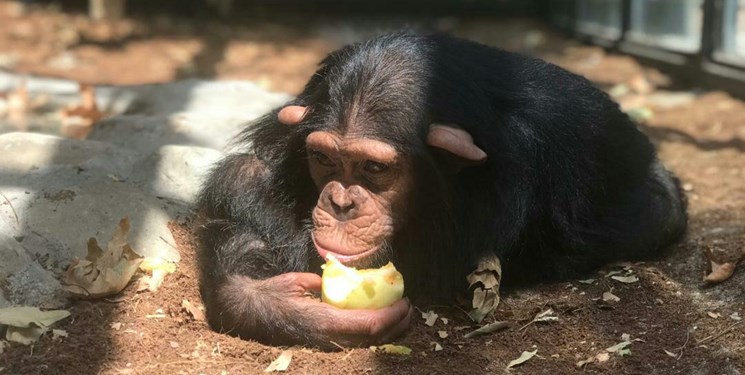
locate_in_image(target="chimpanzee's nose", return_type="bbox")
[321,182,365,221]
[329,188,355,216]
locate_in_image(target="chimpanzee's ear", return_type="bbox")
[278,105,307,125]
[427,123,487,170]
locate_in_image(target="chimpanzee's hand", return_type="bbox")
[265,272,414,347]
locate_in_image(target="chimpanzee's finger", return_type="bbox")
[378,299,414,344]
[277,105,306,125]
[324,297,412,337]
[269,272,322,294]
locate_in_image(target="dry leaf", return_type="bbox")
[664,349,677,358]
[182,299,206,321]
[602,292,620,302]
[578,279,596,284]
[0,307,70,328]
[704,259,737,283]
[6,326,45,345]
[1,81,29,117]
[467,256,501,289]
[370,344,412,355]
[0,307,71,345]
[1,80,45,121]
[606,341,631,353]
[111,322,122,330]
[60,83,105,139]
[702,247,740,284]
[438,330,448,339]
[61,217,144,299]
[611,275,639,284]
[440,317,449,325]
[136,276,151,292]
[52,329,68,340]
[506,350,537,369]
[626,107,654,123]
[464,321,509,339]
[264,350,292,372]
[467,255,502,323]
[432,342,443,351]
[576,356,595,368]
[628,74,654,95]
[422,310,438,327]
[520,309,558,331]
[468,288,499,323]
[608,84,630,98]
[533,309,558,323]
[707,312,721,319]
[596,352,610,362]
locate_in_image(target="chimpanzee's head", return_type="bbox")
[278,35,487,265]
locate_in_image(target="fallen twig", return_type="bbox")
[673,328,691,360]
[696,321,744,345]
[328,340,345,351]
[0,192,19,224]
[341,349,354,361]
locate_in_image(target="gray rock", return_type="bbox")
[0,132,181,264]
[0,233,32,281]
[131,145,223,209]
[0,73,290,137]
[0,78,286,309]
[87,112,243,156]
[5,263,66,309]
[128,79,291,117]
[88,80,290,154]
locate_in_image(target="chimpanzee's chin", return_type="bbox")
[313,242,391,269]
[314,246,382,267]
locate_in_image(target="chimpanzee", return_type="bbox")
[195,33,687,349]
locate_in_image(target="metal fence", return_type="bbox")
[546,0,745,96]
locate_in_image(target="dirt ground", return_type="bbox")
[1,2,744,374]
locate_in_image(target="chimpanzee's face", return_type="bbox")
[305,130,415,264]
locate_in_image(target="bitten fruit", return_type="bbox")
[321,256,404,309]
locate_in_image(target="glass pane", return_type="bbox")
[577,0,623,39]
[628,0,704,52]
[718,0,745,64]
[548,0,576,30]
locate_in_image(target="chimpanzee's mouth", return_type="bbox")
[311,234,380,264]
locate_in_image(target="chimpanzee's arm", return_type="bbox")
[196,153,412,349]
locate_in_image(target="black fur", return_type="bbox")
[196,33,687,346]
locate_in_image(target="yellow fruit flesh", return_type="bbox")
[321,256,404,309]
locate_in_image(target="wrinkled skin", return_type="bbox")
[306,130,415,262]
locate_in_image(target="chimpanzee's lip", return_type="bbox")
[311,234,378,263]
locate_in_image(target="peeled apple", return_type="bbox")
[321,256,404,309]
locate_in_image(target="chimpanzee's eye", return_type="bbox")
[311,151,335,167]
[363,160,389,174]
